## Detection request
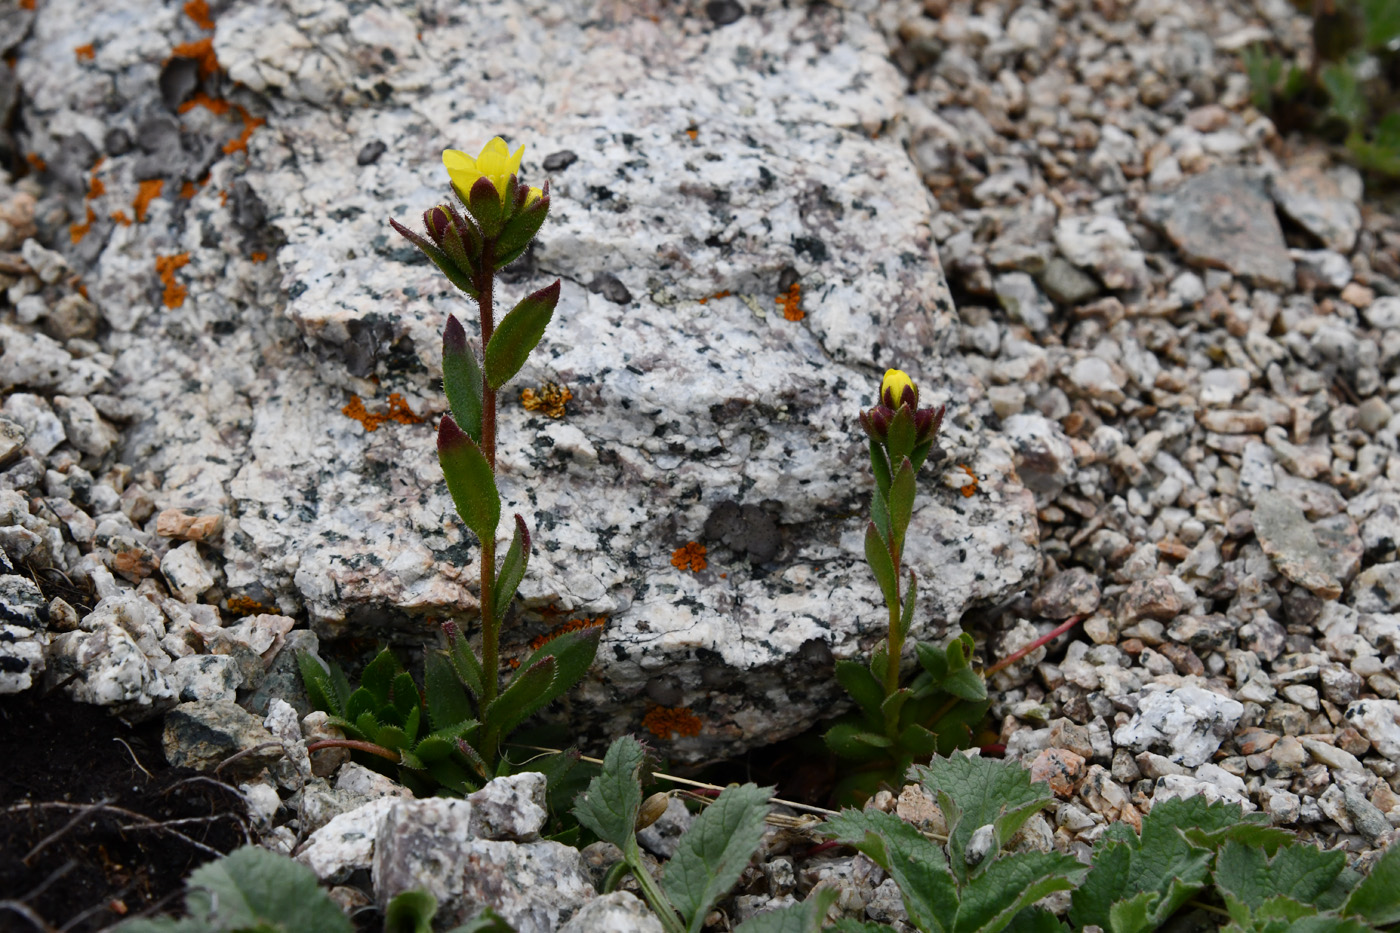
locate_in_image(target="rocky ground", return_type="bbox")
[1,0,1400,929]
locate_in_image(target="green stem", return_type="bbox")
[626,845,686,933]
[883,544,903,703]
[478,239,499,708]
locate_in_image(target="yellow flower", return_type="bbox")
[442,137,542,205]
[881,369,917,409]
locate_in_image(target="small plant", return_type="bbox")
[822,370,990,803]
[572,735,831,933]
[822,753,1400,933]
[300,137,600,794]
[1243,0,1400,177]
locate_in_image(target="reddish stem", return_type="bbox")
[984,613,1085,678]
[306,738,401,763]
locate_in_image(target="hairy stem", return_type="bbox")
[626,843,686,933]
[883,544,903,702]
[478,239,499,707]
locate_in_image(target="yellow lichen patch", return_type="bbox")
[775,281,803,321]
[178,92,229,116]
[643,705,702,740]
[251,251,268,263]
[520,382,572,418]
[111,209,132,226]
[170,37,219,78]
[671,541,707,572]
[156,253,191,308]
[342,393,424,432]
[226,595,273,616]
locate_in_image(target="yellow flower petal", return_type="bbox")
[881,369,917,408]
[443,138,528,202]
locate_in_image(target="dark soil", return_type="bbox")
[0,689,248,932]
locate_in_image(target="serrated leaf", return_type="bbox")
[443,315,484,444]
[439,415,500,546]
[392,671,420,719]
[175,845,352,933]
[573,735,646,851]
[824,808,957,933]
[734,887,839,933]
[495,624,601,731]
[296,652,341,716]
[911,755,1053,884]
[1214,840,1347,911]
[888,456,916,546]
[345,688,377,725]
[484,280,561,389]
[1343,838,1400,924]
[492,514,530,626]
[361,648,400,707]
[953,850,1086,933]
[663,783,774,933]
[1106,890,1157,933]
[1003,907,1071,933]
[835,659,886,721]
[446,626,486,701]
[483,656,555,744]
[424,649,474,731]
[865,522,899,610]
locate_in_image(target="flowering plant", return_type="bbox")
[300,138,598,794]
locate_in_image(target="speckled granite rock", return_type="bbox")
[18,0,1040,759]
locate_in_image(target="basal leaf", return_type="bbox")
[572,735,646,851]
[484,280,561,390]
[734,887,839,933]
[296,652,342,716]
[345,688,377,725]
[500,624,601,728]
[663,783,773,933]
[443,314,485,445]
[824,719,894,762]
[1342,839,1400,924]
[953,850,1085,933]
[911,754,1053,884]
[445,625,486,701]
[443,906,519,933]
[1214,840,1347,911]
[361,648,400,707]
[824,807,957,933]
[177,845,352,933]
[438,416,500,546]
[424,649,475,731]
[835,659,886,721]
[483,656,555,744]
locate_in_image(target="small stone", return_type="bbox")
[1030,748,1085,796]
[1113,685,1244,767]
[1054,214,1150,293]
[1163,167,1295,288]
[1350,562,1400,612]
[1117,578,1182,624]
[155,508,225,541]
[1253,491,1342,599]
[1037,256,1101,305]
[1031,567,1101,619]
[1270,163,1362,254]
[1198,409,1268,434]
[166,654,243,703]
[0,416,23,466]
[162,699,284,774]
[356,140,386,166]
[994,272,1053,332]
[1357,398,1393,435]
[1300,737,1363,773]
[1001,414,1077,506]
[1344,700,1400,760]
[161,541,215,602]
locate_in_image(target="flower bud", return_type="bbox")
[636,792,671,831]
[424,205,453,245]
[880,369,917,410]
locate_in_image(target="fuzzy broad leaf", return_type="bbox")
[483,655,556,745]
[835,659,886,721]
[864,521,899,610]
[484,280,561,389]
[825,807,958,933]
[1342,839,1400,925]
[663,782,774,933]
[492,514,530,626]
[887,456,916,547]
[1221,893,1372,933]
[573,735,646,851]
[734,887,839,933]
[911,754,1053,885]
[345,688,378,726]
[1068,795,1222,932]
[1003,907,1071,933]
[439,415,500,546]
[424,649,475,731]
[443,315,485,445]
[154,845,351,933]
[953,851,1086,933]
[499,624,601,729]
[1213,840,1347,911]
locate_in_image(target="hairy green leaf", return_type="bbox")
[446,626,486,701]
[484,656,555,745]
[663,783,774,933]
[361,648,400,707]
[438,416,500,546]
[1343,839,1400,924]
[573,735,646,851]
[824,807,957,933]
[296,652,342,716]
[443,314,484,444]
[824,719,894,763]
[734,887,839,933]
[864,521,898,610]
[1003,907,1071,933]
[424,649,474,731]
[835,659,886,721]
[1214,840,1347,910]
[492,514,530,626]
[954,851,1085,933]
[484,280,561,390]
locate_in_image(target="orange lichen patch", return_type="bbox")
[223,104,265,155]
[156,252,191,308]
[19,0,35,10]
[178,91,230,116]
[342,393,425,432]
[24,152,45,172]
[88,175,105,198]
[170,37,219,78]
[775,282,803,321]
[226,594,273,616]
[74,43,95,61]
[134,179,163,222]
[671,541,707,572]
[179,181,196,199]
[183,0,215,29]
[219,189,230,206]
[251,251,267,263]
[643,705,702,740]
[957,463,978,498]
[69,205,95,244]
[75,281,88,298]
[685,125,698,140]
[696,289,730,305]
[520,382,572,419]
[111,209,132,226]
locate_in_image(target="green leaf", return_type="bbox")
[663,783,774,933]
[886,406,917,465]
[443,907,520,933]
[733,887,839,933]
[385,890,437,933]
[824,719,894,762]
[496,624,601,731]
[916,640,949,682]
[898,569,918,641]
[1363,0,1400,49]
[168,845,352,933]
[392,671,420,720]
[888,456,916,545]
[1214,841,1347,913]
[1343,839,1400,924]
[864,521,899,610]
[911,754,1053,885]
[1321,61,1366,128]
[1106,890,1157,933]
[377,724,411,751]
[345,687,377,725]
[953,851,1086,933]
[941,634,988,703]
[496,185,550,268]
[424,649,475,731]
[573,735,646,851]
[439,415,501,546]
[296,652,343,716]
[443,315,485,445]
[835,659,886,721]
[446,625,486,701]
[870,439,892,500]
[361,648,400,707]
[824,807,957,933]
[492,514,530,627]
[484,280,561,390]
[896,722,939,758]
[388,219,479,299]
[1003,907,1071,933]
[1069,795,1222,932]
[871,485,892,547]
[483,656,556,744]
